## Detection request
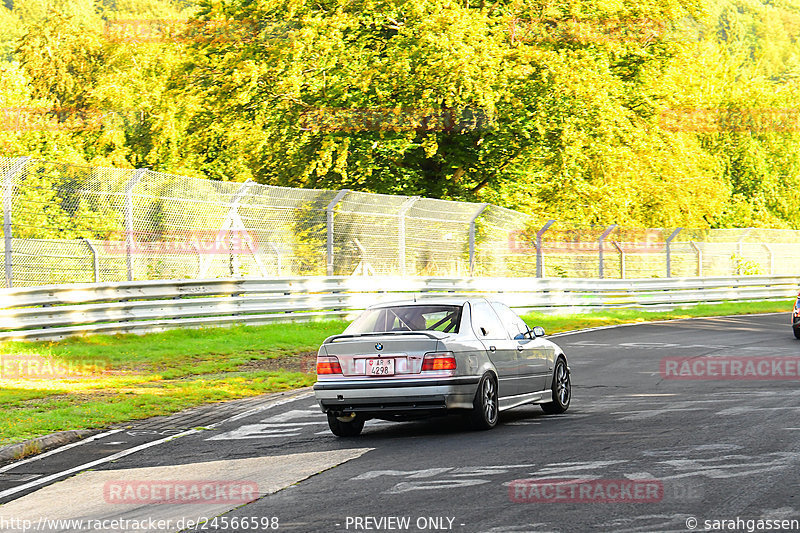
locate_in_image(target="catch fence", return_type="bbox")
[1,156,799,287]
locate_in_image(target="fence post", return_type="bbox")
[762,243,774,275]
[268,242,282,276]
[734,228,753,275]
[598,225,618,279]
[536,220,556,278]
[125,168,147,282]
[689,241,702,277]
[611,241,625,279]
[736,228,753,256]
[665,228,682,278]
[192,242,202,278]
[82,238,99,282]
[469,203,489,276]
[397,196,419,276]
[326,189,349,276]
[3,157,29,288]
[227,179,254,277]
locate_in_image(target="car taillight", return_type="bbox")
[422,352,456,371]
[317,356,342,374]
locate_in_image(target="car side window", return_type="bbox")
[491,302,530,340]
[470,301,508,340]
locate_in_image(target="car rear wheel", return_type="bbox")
[794,327,800,340]
[469,373,499,430]
[327,412,365,437]
[541,358,570,414]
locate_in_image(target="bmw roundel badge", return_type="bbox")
[375,343,383,351]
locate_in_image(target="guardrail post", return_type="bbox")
[598,225,618,279]
[611,241,625,278]
[398,196,419,276]
[3,157,29,288]
[665,228,682,278]
[469,203,489,276]
[326,189,349,276]
[82,238,100,282]
[125,168,147,281]
[689,241,702,277]
[536,220,556,278]
[762,243,774,275]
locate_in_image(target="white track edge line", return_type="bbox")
[0,430,123,475]
[0,428,199,500]
[0,390,315,499]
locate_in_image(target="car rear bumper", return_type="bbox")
[313,376,481,415]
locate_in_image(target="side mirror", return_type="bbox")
[532,326,546,337]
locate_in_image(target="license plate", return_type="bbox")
[367,358,395,376]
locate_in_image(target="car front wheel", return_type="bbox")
[541,358,570,414]
[327,412,365,437]
[469,373,499,430]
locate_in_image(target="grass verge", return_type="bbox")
[0,299,792,447]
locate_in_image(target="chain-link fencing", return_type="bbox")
[1,155,799,287]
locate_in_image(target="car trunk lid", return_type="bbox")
[322,332,445,377]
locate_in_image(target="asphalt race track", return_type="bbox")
[1,313,799,533]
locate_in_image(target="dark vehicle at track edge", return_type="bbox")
[793,291,800,339]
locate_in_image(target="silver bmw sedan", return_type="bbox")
[313,298,570,436]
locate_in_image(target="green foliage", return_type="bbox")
[0,0,799,229]
[731,252,763,274]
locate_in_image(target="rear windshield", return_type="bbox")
[345,305,462,334]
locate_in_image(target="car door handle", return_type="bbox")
[516,345,524,351]
[489,346,496,352]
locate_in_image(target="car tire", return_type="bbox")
[541,358,570,414]
[468,373,499,430]
[327,412,365,437]
[794,327,800,340]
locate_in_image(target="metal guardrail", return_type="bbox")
[0,275,796,341]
